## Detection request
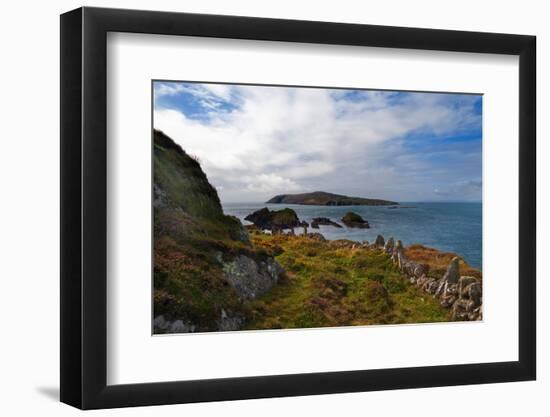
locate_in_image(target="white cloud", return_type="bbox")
[154,84,481,202]
[243,173,301,193]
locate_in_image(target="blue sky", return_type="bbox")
[154,81,482,203]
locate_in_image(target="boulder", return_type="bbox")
[442,256,460,284]
[153,315,196,333]
[341,212,370,228]
[466,282,482,307]
[217,309,244,331]
[384,237,395,254]
[416,274,429,288]
[413,263,428,278]
[310,217,343,228]
[469,305,483,321]
[451,297,482,321]
[374,234,385,247]
[222,255,283,301]
[392,240,404,264]
[437,282,458,306]
[451,298,471,320]
[458,276,478,298]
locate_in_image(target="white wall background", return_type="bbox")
[0,0,546,415]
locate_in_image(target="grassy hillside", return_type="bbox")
[153,130,274,331]
[244,232,450,329]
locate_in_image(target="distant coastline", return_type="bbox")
[266,191,398,206]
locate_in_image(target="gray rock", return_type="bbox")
[416,274,429,288]
[438,282,458,307]
[413,263,428,278]
[442,257,460,284]
[374,235,385,247]
[153,315,168,330]
[153,315,196,333]
[466,282,482,307]
[217,309,244,331]
[421,277,438,294]
[392,240,405,266]
[223,255,283,301]
[434,279,446,298]
[310,217,342,229]
[384,237,395,254]
[451,298,471,320]
[153,183,169,208]
[469,305,483,321]
[458,276,478,298]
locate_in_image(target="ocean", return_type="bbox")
[222,202,482,269]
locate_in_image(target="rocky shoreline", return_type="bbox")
[235,205,482,324]
[384,236,482,321]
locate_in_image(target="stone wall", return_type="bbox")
[374,235,482,321]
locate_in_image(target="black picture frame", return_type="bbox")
[60,6,536,410]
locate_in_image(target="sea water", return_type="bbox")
[222,202,482,269]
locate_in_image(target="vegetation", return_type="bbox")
[154,130,263,330]
[243,232,451,330]
[405,244,481,280]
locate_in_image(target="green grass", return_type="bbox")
[244,232,451,330]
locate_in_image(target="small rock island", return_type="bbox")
[244,207,307,233]
[266,191,398,206]
[341,212,370,228]
[311,217,342,229]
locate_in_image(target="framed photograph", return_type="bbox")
[60,7,536,409]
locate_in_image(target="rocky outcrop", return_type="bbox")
[245,207,306,233]
[154,309,245,334]
[341,212,370,228]
[442,257,460,284]
[374,235,385,247]
[222,255,284,301]
[310,217,343,229]
[384,237,395,255]
[384,238,482,321]
[153,130,285,333]
[153,315,196,333]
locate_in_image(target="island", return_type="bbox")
[266,191,398,206]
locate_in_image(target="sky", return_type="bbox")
[153,81,482,203]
